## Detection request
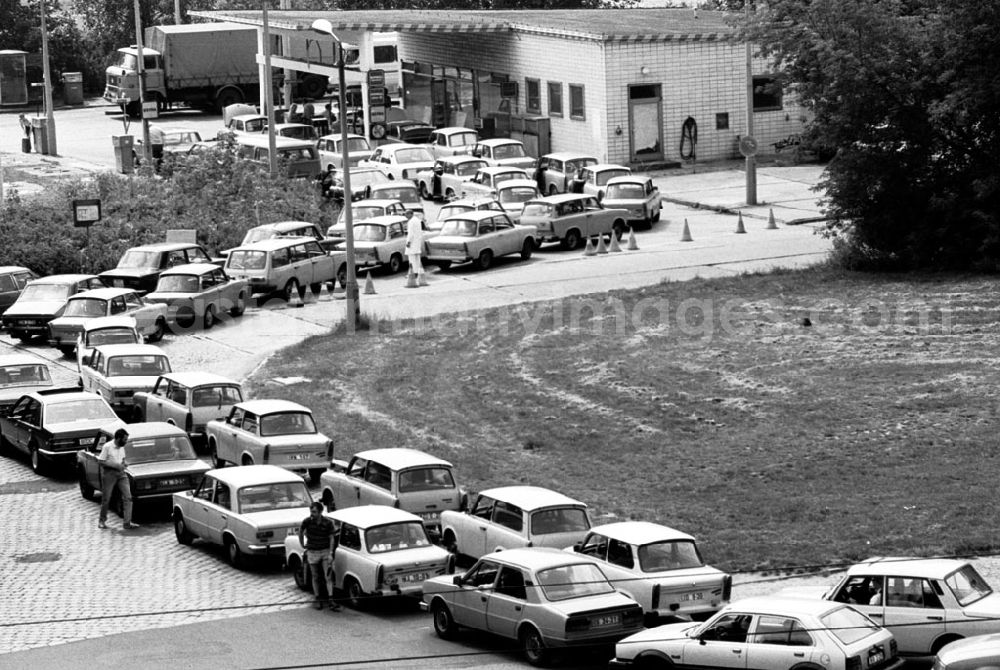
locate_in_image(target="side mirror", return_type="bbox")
[452,575,464,586]
[572,542,583,553]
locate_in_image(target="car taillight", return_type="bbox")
[722,574,732,601]
[565,616,589,633]
[184,413,193,433]
[263,444,270,462]
[376,565,384,587]
[846,655,861,670]
[463,242,469,255]
[394,499,400,508]
[651,584,660,610]
[890,639,897,657]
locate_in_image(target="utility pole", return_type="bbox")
[262,0,278,177]
[133,0,151,164]
[40,1,57,155]
[744,0,758,205]
[174,0,182,24]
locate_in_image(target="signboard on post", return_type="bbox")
[366,69,385,89]
[72,199,101,228]
[142,101,159,119]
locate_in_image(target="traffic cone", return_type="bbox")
[767,208,778,230]
[596,234,608,254]
[404,268,418,289]
[627,227,639,251]
[735,212,747,234]
[681,219,693,242]
[363,273,376,295]
[583,237,596,256]
[289,288,304,308]
[609,231,622,252]
[418,272,428,287]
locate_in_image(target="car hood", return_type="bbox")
[127,459,211,477]
[3,301,66,317]
[962,592,1000,617]
[618,621,699,645]
[100,269,157,279]
[47,417,123,435]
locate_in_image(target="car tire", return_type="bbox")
[310,282,322,296]
[420,183,431,200]
[442,530,458,556]
[632,657,674,670]
[29,443,47,476]
[283,279,299,302]
[388,254,404,274]
[225,537,244,569]
[931,635,964,655]
[174,514,194,545]
[344,577,365,609]
[520,238,534,260]
[241,455,253,466]
[202,305,216,330]
[520,626,549,667]
[308,468,324,485]
[0,432,11,456]
[651,208,661,224]
[436,260,452,271]
[613,220,625,240]
[230,292,246,317]
[548,184,558,196]
[210,442,226,469]
[562,229,582,251]
[475,249,493,271]
[336,264,347,289]
[78,467,96,501]
[148,318,166,343]
[432,601,459,640]
[290,555,310,591]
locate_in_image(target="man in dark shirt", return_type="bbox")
[299,501,340,610]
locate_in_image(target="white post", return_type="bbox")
[40,4,57,155]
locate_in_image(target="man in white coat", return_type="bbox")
[404,213,425,285]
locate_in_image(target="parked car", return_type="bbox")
[459,166,531,200]
[79,343,171,417]
[324,167,391,204]
[416,156,489,201]
[132,372,244,447]
[784,556,1000,656]
[425,210,536,271]
[495,179,540,224]
[224,237,340,302]
[602,176,662,229]
[268,123,318,141]
[933,633,1000,669]
[76,422,210,513]
[608,595,905,670]
[75,316,141,365]
[1,274,105,342]
[366,181,425,221]
[172,464,313,568]
[535,152,598,195]
[359,143,435,181]
[225,113,268,136]
[221,220,340,258]
[0,266,37,316]
[285,505,455,607]
[519,194,629,251]
[0,388,120,475]
[468,138,536,171]
[569,521,731,623]
[327,200,410,240]
[144,263,249,329]
[440,485,592,560]
[426,126,479,159]
[47,288,168,355]
[386,119,435,144]
[134,126,203,164]
[205,399,333,484]
[569,163,631,200]
[319,447,464,539]
[426,197,505,236]
[235,135,321,179]
[317,133,371,170]
[422,547,644,667]
[0,355,53,414]
[99,242,215,294]
[348,216,411,275]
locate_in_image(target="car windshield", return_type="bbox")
[638,540,704,572]
[164,131,200,145]
[339,206,384,224]
[946,564,994,606]
[522,203,553,217]
[238,482,312,513]
[155,275,199,293]
[112,52,137,69]
[278,126,314,140]
[394,147,433,163]
[107,355,171,377]
[116,250,161,269]
[64,298,107,317]
[353,225,387,242]
[439,219,477,237]
[494,172,524,185]
[499,186,538,205]
[342,138,370,152]
[243,119,265,133]
[374,188,420,204]
[597,169,630,185]
[44,398,117,424]
[260,411,316,436]
[86,327,138,347]
[242,228,279,244]
[437,205,473,220]
[278,147,317,160]
[820,606,881,646]
[192,385,244,408]
[365,521,431,553]
[398,466,455,492]
[530,507,590,535]
[448,131,478,147]
[537,563,615,601]
[493,144,527,159]
[124,435,197,463]
[18,283,73,302]
[0,364,51,387]
[456,161,486,177]
[227,250,267,271]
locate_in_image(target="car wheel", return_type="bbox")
[241,455,253,466]
[290,555,310,591]
[613,221,625,240]
[388,253,403,274]
[58,345,75,358]
[520,238,534,260]
[436,260,452,271]
[475,249,493,271]
[308,468,324,485]
[173,514,194,545]
[931,635,964,655]
[78,467,96,501]
[420,183,431,200]
[202,305,216,330]
[210,441,226,468]
[632,657,674,670]
[320,489,335,511]
[283,279,299,302]
[442,530,458,555]
[29,443,47,476]
[148,318,166,343]
[520,626,549,667]
[432,602,458,640]
[344,577,365,609]
[548,184,558,196]
[562,229,582,251]
[335,264,347,289]
[230,292,246,317]
[651,208,661,224]
[310,282,322,296]
[225,538,244,569]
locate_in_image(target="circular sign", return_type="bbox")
[370,123,387,140]
[739,135,759,157]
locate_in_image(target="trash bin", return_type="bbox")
[112,135,135,174]
[30,117,48,155]
[62,72,84,105]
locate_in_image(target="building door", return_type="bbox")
[628,84,663,162]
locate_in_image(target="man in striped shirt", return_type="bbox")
[299,501,340,610]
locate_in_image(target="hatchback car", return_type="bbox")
[327,200,410,240]
[426,126,479,159]
[99,242,214,294]
[425,210,537,271]
[132,371,244,447]
[468,138,536,171]
[76,316,141,365]
[1,274,105,342]
[317,133,371,170]
[0,266,37,316]
[143,263,248,329]
[221,221,337,258]
[416,156,488,201]
[602,176,662,229]
[359,143,435,181]
[535,152,598,195]
[569,163,631,200]
[79,343,172,417]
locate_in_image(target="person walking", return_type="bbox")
[98,428,138,530]
[147,124,165,168]
[298,501,340,610]
[404,213,425,283]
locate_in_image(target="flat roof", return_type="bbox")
[590,520,695,545]
[353,447,452,470]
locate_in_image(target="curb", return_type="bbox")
[663,196,831,227]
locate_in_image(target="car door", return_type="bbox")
[237,411,262,463]
[746,615,817,669]
[684,613,752,668]
[484,501,528,552]
[184,246,212,265]
[304,240,334,284]
[458,494,496,558]
[144,376,170,422]
[357,459,395,506]
[216,407,245,464]
[451,559,499,630]
[881,576,947,654]
[486,566,528,639]
[78,433,103,490]
[577,533,635,592]
[491,215,518,254]
[123,292,154,334]
[331,523,362,590]
[80,350,102,395]
[3,396,36,453]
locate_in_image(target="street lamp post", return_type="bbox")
[744,0,758,205]
[311,19,360,333]
[39,0,57,155]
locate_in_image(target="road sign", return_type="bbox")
[72,198,101,228]
[366,69,385,89]
[738,135,758,158]
[368,89,385,107]
[370,123,386,140]
[369,106,386,125]
[142,101,159,119]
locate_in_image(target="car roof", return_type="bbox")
[235,399,309,414]
[497,179,539,190]
[237,135,316,148]
[482,547,595,571]
[98,421,187,439]
[26,274,98,285]
[159,263,221,276]
[722,596,847,618]
[477,486,586,510]
[154,371,239,387]
[0,354,49,367]
[207,464,306,487]
[0,266,30,274]
[319,133,365,141]
[352,448,452,469]
[442,196,499,208]
[846,556,972,578]
[442,210,507,223]
[369,182,419,192]
[352,198,405,208]
[82,316,137,331]
[330,505,423,528]
[231,114,267,122]
[123,242,202,252]
[606,175,649,186]
[380,142,431,152]
[438,155,486,165]
[588,521,695,545]
[434,126,477,134]
[543,152,598,161]
[70,287,141,300]
[354,215,409,226]
[92,343,167,357]
[477,138,523,146]
[584,163,631,172]
[231,237,323,252]
[528,194,593,205]
[477,166,528,175]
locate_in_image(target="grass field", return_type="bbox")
[245,265,1000,575]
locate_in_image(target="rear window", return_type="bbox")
[227,251,267,271]
[260,411,316,436]
[439,219,477,237]
[522,203,554,218]
[448,131,478,147]
[192,385,243,407]
[0,275,17,292]
[155,275,199,293]
[86,328,139,348]
[0,364,51,387]
[499,186,538,205]
[107,355,171,377]
[398,467,455,492]
[537,563,614,601]
[606,183,645,200]
[638,540,704,572]
[354,225,387,242]
[64,298,107,317]
[18,283,73,302]
[530,507,589,535]
[820,606,881,646]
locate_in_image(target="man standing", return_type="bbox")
[298,501,340,610]
[97,428,138,530]
[404,213,425,284]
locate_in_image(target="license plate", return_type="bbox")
[420,512,440,520]
[593,613,621,627]
[680,592,704,602]
[113,279,124,287]
[288,453,308,460]
[869,648,884,665]
[402,572,428,583]
[161,478,185,486]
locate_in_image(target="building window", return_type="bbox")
[716,112,729,130]
[547,82,563,117]
[525,78,540,114]
[752,75,783,111]
[569,84,585,120]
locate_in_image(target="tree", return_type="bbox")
[0,0,97,90]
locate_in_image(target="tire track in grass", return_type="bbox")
[335,385,471,451]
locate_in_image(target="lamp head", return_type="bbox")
[310,19,336,37]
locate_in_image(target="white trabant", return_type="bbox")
[317,133,371,170]
[224,237,339,302]
[78,343,171,416]
[422,547,644,667]
[366,181,425,221]
[426,126,479,159]
[495,179,540,224]
[602,176,662,229]
[425,197,505,237]
[132,372,244,446]
[205,399,332,484]
[327,200,410,240]
[424,210,536,272]
[48,287,168,356]
[75,316,140,366]
[535,152,598,195]
[440,485,592,560]
[468,138,536,171]
[416,156,488,201]
[345,215,411,275]
[172,465,313,568]
[0,355,53,414]
[358,143,435,181]
[519,194,629,251]
[319,447,464,538]
[568,521,731,623]
[609,596,905,670]
[571,163,632,200]
[221,220,338,258]
[285,505,455,608]
[144,263,249,330]
[459,166,531,200]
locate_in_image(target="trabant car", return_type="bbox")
[99,242,214,294]
[426,197,505,236]
[347,216,411,275]
[386,119,435,145]
[48,288,168,355]
[77,422,210,512]
[285,505,455,608]
[79,343,171,417]
[0,266,37,316]
[933,633,1000,669]
[786,557,1000,656]
[172,464,313,568]
[422,547,644,667]
[569,521,731,623]
[324,167,391,204]
[570,163,632,200]
[1,274,105,342]
[269,123,318,141]
[319,448,464,538]
[535,152,598,195]
[75,316,141,365]
[134,126,203,165]
[359,143,435,181]
[459,166,531,200]
[426,126,479,159]
[468,138,536,171]
[440,486,592,560]
[609,596,905,670]
[416,156,488,201]
[225,113,267,136]
[0,355,53,414]
[317,133,371,170]
[236,135,321,179]
[221,221,339,258]
[0,388,119,475]
[519,194,629,251]
[602,176,662,229]
[132,372,244,446]
[205,399,332,484]
[425,210,536,271]
[327,200,410,240]
[144,263,248,330]
[366,181,425,221]
[225,237,339,302]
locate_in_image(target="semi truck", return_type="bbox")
[104,23,329,117]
